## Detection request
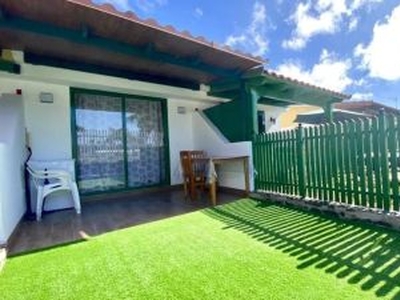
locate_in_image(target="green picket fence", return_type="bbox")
[253,112,400,212]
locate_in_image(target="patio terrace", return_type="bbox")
[7,188,239,255]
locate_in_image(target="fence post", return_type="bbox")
[296,124,306,198]
[379,111,390,211]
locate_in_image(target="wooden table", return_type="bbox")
[207,155,250,206]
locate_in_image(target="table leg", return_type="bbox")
[210,181,217,206]
[244,157,250,195]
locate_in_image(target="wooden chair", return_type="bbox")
[180,150,208,200]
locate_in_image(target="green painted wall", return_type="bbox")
[204,96,247,142]
[204,84,259,142]
[0,59,20,74]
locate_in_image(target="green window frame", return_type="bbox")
[70,87,170,196]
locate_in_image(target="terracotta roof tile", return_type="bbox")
[264,70,351,100]
[335,101,400,114]
[67,0,264,64]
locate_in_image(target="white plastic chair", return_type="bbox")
[26,164,81,221]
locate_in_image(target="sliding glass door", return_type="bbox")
[125,99,166,188]
[71,89,169,194]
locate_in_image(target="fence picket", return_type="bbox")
[350,121,360,205]
[307,127,316,198]
[283,131,290,194]
[254,135,260,190]
[388,115,399,211]
[304,128,310,197]
[337,122,346,203]
[324,124,331,201]
[259,134,265,191]
[331,123,339,202]
[289,130,296,195]
[278,131,283,193]
[356,120,367,207]
[314,126,322,200]
[364,119,375,208]
[265,133,272,191]
[379,113,390,211]
[297,125,306,197]
[372,117,382,208]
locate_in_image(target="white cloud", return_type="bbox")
[135,0,167,12]
[94,0,168,12]
[275,49,353,92]
[351,92,374,100]
[354,4,400,81]
[348,18,358,31]
[95,0,133,12]
[283,0,383,50]
[350,0,383,11]
[225,1,269,57]
[194,7,203,18]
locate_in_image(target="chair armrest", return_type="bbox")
[26,166,73,181]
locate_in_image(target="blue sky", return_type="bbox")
[94,0,400,107]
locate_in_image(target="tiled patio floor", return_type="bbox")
[7,188,240,255]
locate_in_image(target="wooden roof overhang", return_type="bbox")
[209,69,350,107]
[0,0,264,89]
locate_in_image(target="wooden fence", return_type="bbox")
[253,112,400,212]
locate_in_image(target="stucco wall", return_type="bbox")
[0,78,72,160]
[257,104,288,132]
[168,99,197,184]
[0,94,26,243]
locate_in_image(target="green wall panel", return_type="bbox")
[203,97,247,142]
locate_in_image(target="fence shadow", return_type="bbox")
[203,199,400,299]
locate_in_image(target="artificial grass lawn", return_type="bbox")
[1,199,400,300]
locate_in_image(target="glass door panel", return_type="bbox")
[74,93,125,193]
[125,99,166,187]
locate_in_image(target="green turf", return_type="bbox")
[1,198,400,300]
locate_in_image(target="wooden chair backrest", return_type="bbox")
[180,150,207,178]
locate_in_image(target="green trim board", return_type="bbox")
[70,87,171,196]
[258,97,293,107]
[0,14,239,79]
[25,52,200,90]
[0,58,20,74]
[161,100,171,186]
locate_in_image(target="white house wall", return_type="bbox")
[257,104,287,132]
[168,99,197,185]
[0,78,72,160]
[0,94,26,243]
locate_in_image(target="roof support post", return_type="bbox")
[324,103,333,123]
[241,81,259,140]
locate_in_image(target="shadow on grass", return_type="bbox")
[203,199,400,300]
[8,238,89,258]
